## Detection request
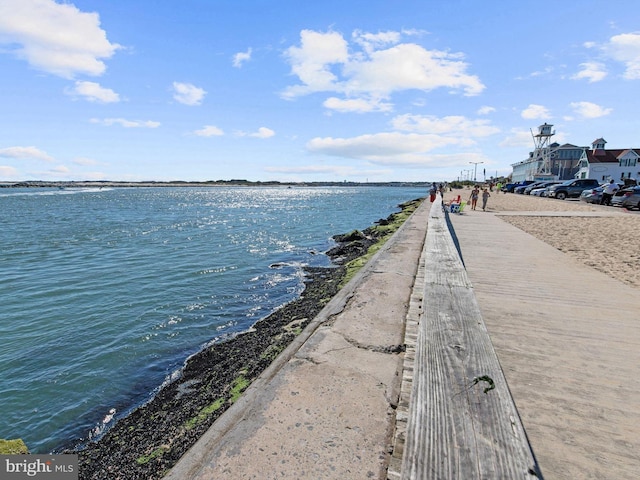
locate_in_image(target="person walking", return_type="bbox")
[469,185,480,210]
[482,188,491,211]
[429,184,437,202]
[600,179,619,205]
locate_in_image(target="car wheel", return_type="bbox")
[556,192,567,200]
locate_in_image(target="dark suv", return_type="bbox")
[546,179,600,200]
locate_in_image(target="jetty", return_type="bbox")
[163,196,640,479]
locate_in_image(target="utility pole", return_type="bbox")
[469,161,484,182]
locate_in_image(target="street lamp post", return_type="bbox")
[469,161,484,182]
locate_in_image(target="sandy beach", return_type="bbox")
[447,188,640,290]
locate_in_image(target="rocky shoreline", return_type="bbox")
[72,198,422,480]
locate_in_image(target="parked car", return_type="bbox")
[619,186,640,209]
[611,187,632,207]
[505,180,535,193]
[501,183,515,193]
[525,181,561,195]
[530,186,549,196]
[546,179,600,200]
[513,184,531,194]
[580,186,603,204]
[594,182,626,205]
[517,181,545,194]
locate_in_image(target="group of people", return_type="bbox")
[428,182,448,202]
[468,185,491,211]
[430,182,491,212]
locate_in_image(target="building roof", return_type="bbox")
[584,148,640,164]
[555,143,581,149]
[618,149,639,158]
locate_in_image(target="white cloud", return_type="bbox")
[0,0,121,78]
[264,164,394,181]
[603,32,640,79]
[305,113,498,167]
[0,146,54,161]
[51,165,70,174]
[391,114,499,137]
[193,125,224,137]
[249,127,275,138]
[234,127,276,138]
[352,30,401,53]
[521,104,551,120]
[323,96,393,113]
[282,29,484,108]
[306,114,500,168]
[569,101,612,119]
[67,80,120,103]
[499,129,534,148]
[232,48,252,68]
[344,43,484,96]
[477,106,496,115]
[572,62,608,82]
[282,30,349,97]
[172,82,206,106]
[91,118,160,128]
[265,164,378,176]
[72,157,103,166]
[307,132,475,166]
[0,166,19,178]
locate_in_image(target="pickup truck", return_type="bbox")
[546,179,600,200]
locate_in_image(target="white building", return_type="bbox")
[575,138,640,182]
[511,124,585,182]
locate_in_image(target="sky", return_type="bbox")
[1,0,640,183]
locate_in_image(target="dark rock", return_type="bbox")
[332,229,366,243]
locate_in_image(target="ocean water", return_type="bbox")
[0,185,425,453]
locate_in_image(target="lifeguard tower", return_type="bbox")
[530,123,557,180]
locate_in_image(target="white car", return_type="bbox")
[530,181,562,197]
[530,187,548,196]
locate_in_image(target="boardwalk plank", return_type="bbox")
[400,199,541,479]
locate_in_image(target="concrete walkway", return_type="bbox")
[447,209,640,480]
[164,200,431,480]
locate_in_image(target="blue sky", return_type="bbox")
[1,0,640,183]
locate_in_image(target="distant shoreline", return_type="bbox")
[0,180,430,189]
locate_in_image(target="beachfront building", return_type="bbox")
[575,138,640,182]
[511,123,586,182]
[512,142,586,182]
[512,142,586,183]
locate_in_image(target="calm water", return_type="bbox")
[0,185,425,453]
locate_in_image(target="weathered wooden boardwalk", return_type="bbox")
[390,199,540,479]
[446,204,640,479]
